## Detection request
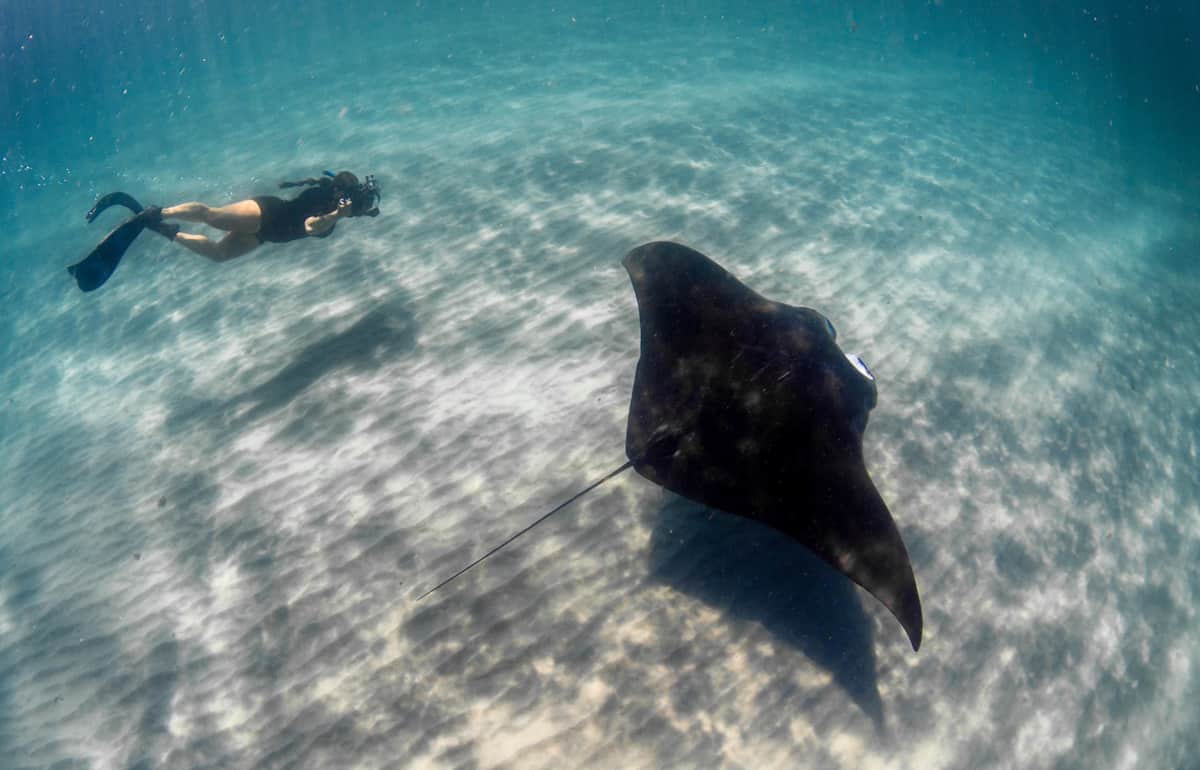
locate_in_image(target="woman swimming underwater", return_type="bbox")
[70,171,381,291]
[139,170,381,262]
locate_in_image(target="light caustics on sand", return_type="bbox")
[2,28,1198,770]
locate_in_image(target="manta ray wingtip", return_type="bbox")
[896,586,923,652]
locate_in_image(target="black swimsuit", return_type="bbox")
[253,184,338,243]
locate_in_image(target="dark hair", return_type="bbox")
[280,170,381,217]
[278,171,358,191]
[331,171,359,191]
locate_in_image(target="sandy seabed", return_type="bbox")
[3,32,1199,770]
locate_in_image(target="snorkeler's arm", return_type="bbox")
[304,199,353,236]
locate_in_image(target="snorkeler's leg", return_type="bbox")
[161,200,262,234]
[171,231,260,262]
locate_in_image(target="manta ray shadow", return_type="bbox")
[167,297,418,436]
[647,495,886,729]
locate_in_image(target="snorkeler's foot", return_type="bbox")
[134,205,164,225]
[147,221,179,241]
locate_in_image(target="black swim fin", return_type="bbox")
[68,215,148,292]
[70,193,178,291]
[85,191,143,223]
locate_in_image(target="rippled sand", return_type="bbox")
[3,27,1199,770]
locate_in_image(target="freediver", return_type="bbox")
[133,170,382,262]
[70,171,381,291]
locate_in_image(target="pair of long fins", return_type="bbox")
[68,192,149,292]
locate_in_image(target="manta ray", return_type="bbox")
[423,241,923,651]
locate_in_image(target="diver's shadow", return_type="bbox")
[167,297,418,435]
[647,496,885,728]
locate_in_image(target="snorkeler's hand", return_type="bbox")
[336,197,354,218]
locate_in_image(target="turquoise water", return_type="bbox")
[2,2,1199,768]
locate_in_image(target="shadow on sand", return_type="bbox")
[167,297,418,436]
[647,495,886,729]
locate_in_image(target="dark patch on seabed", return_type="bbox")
[647,496,885,729]
[0,543,39,762]
[156,471,222,580]
[0,544,180,769]
[165,296,418,438]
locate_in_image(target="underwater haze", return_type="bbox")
[3,1,1199,768]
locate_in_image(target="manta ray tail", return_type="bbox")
[418,461,633,600]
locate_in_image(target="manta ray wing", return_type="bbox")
[623,241,923,650]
